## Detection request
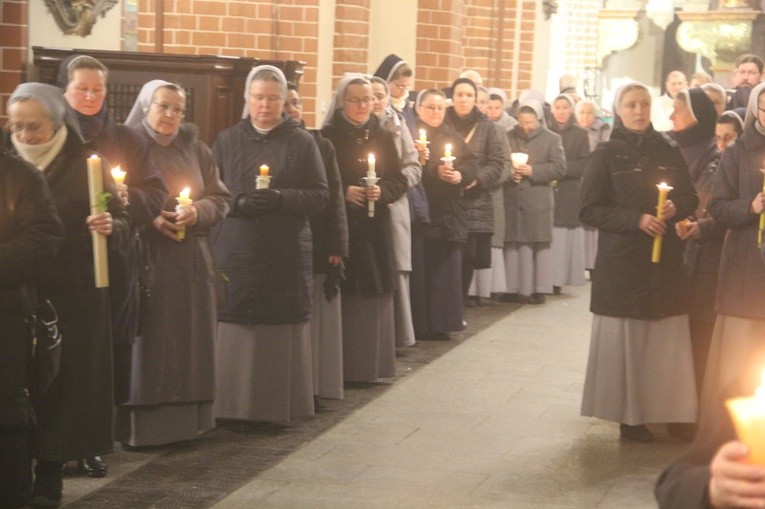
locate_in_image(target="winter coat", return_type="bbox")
[446,108,507,234]
[308,130,349,273]
[212,118,329,325]
[550,118,590,227]
[505,124,567,242]
[0,153,62,428]
[580,126,698,319]
[709,127,765,320]
[82,112,168,346]
[322,112,408,296]
[5,128,131,460]
[418,121,478,244]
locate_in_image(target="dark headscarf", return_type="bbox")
[671,88,717,144]
[373,54,407,82]
[55,54,110,141]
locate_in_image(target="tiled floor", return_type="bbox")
[61,284,691,508]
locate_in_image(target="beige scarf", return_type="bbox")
[12,125,68,171]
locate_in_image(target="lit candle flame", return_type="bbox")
[179,187,191,200]
[259,164,269,177]
[444,144,452,159]
[111,166,126,186]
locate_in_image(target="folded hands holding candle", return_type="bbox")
[437,163,462,185]
[639,199,677,237]
[153,206,199,242]
[345,184,381,208]
[86,212,114,236]
[708,440,765,508]
[512,163,532,183]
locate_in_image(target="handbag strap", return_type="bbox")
[463,123,479,145]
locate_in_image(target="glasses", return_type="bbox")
[421,105,445,112]
[344,97,374,106]
[8,122,45,134]
[391,80,410,91]
[152,101,185,116]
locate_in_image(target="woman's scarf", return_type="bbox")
[12,125,68,171]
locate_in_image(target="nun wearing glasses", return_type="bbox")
[115,80,230,447]
[211,66,328,423]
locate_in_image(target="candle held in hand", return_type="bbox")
[726,371,765,465]
[367,154,376,179]
[87,155,110,287]
[444,144,452,159]
[111,166,126,187]
[651,182,673,263]
[419,129,427,144]
[176,187,193,240]
[260,165,269,177]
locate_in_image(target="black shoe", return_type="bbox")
[78,456,108,478]
[619,423,654,442]
[667,423,696,441]
[528,293,546,305]
[498,293,521,303]
[31,465,62,508]
[553,286,562,295]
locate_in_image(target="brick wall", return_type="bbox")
[137,0,321,126]
[332,0,371,85]
[0,0,28,121]
[549,0,600,89]
[416,0,466,88]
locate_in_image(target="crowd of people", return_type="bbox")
[1,49,764,508]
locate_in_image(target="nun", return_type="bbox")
[211,66,329,423]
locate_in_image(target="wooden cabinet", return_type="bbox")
[33,47,305,145]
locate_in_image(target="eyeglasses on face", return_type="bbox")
[152,101,185,116]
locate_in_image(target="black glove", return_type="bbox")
[234,190,282,217]
[323,260,346,301]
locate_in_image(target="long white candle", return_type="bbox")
[87,155,109,288]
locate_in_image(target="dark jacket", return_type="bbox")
[322,112,408,297]
[505,124,567,242]
[0,153,63,428]
[709,127,765,319]
[549,118,590,227]
[308,129,349,272]
[418,121,477,244]
[580,126,698,319]
[5,128,131,460]
[212,118,328,325]
[83,110,168,346]
[446,108,507,234]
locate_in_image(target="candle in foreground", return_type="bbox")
[176,187,193,240]
[726,371,765,465]
[87,155,110,288]
[367,154,376,179]
[111,166,126,187]
[444,144,452,159]
[419,129,427,144]
[651,182,673,263]
[260,164,269,177]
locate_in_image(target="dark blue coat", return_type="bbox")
[212,118,329,325]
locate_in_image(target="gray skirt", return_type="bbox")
[584,226,598,270]
[581,314,697,425]
[309,274,344,399]
[115,403,214,447]
[214,321,314,423]
[342,293,396,382]
[552,226,586,287]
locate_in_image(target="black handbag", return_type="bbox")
[21,285,62,396]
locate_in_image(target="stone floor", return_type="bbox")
[59,283,690,508]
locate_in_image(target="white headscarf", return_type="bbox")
[240,65,288,120]
[8,82,68,131]
[487,87,507,104]
[124,79,176,127]
[321,72,371,128]
[612,81,651,123]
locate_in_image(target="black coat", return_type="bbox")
[580,127,698,319]
[549,118,590,227]
[86,112,168,346]
[0,153,63,428]
[418,121,477,243]
[5,128,131,460]
[212,118,329,325]
[322,112,408,297]
[709,127,765,320]
[308,129,349,272]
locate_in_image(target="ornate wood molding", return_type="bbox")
[44,0,118,37]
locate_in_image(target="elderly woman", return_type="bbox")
[579,82,698,442]
[503,99,566,304]
[575,99,611,276]
[655,81,765,509]
[284,83,349,400]
[370,76,422,348]
[549,94,590,294]
[0,152,62,508]
[211,66,328,423]
[2,82,130,505]
[411,89,477,338]
[445,78,507,307]
[114,80,230,447]
[321,75,408,382]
